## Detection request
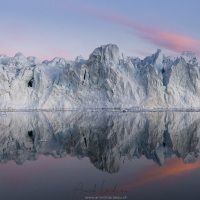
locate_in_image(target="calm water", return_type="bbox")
[0,111,200,200]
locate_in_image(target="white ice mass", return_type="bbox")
[1,44,200,109]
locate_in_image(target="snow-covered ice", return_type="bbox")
[0,44,200,109]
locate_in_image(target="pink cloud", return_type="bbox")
[79,7,200,55]
[140,29,200,54]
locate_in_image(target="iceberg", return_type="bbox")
[0,44,200,109]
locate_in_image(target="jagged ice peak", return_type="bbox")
[0,44,200,110]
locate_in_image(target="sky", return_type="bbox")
[0,0,200,61]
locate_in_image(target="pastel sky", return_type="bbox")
[0,0,200,60]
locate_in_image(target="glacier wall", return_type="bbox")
[0,44,200,109]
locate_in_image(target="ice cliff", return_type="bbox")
[1,44,200,109]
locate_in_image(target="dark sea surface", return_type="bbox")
[0,111,200,200]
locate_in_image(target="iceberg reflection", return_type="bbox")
[0,111,199,173]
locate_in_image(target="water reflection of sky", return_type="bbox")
[1,156,200,200]
[1,111,200,199]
